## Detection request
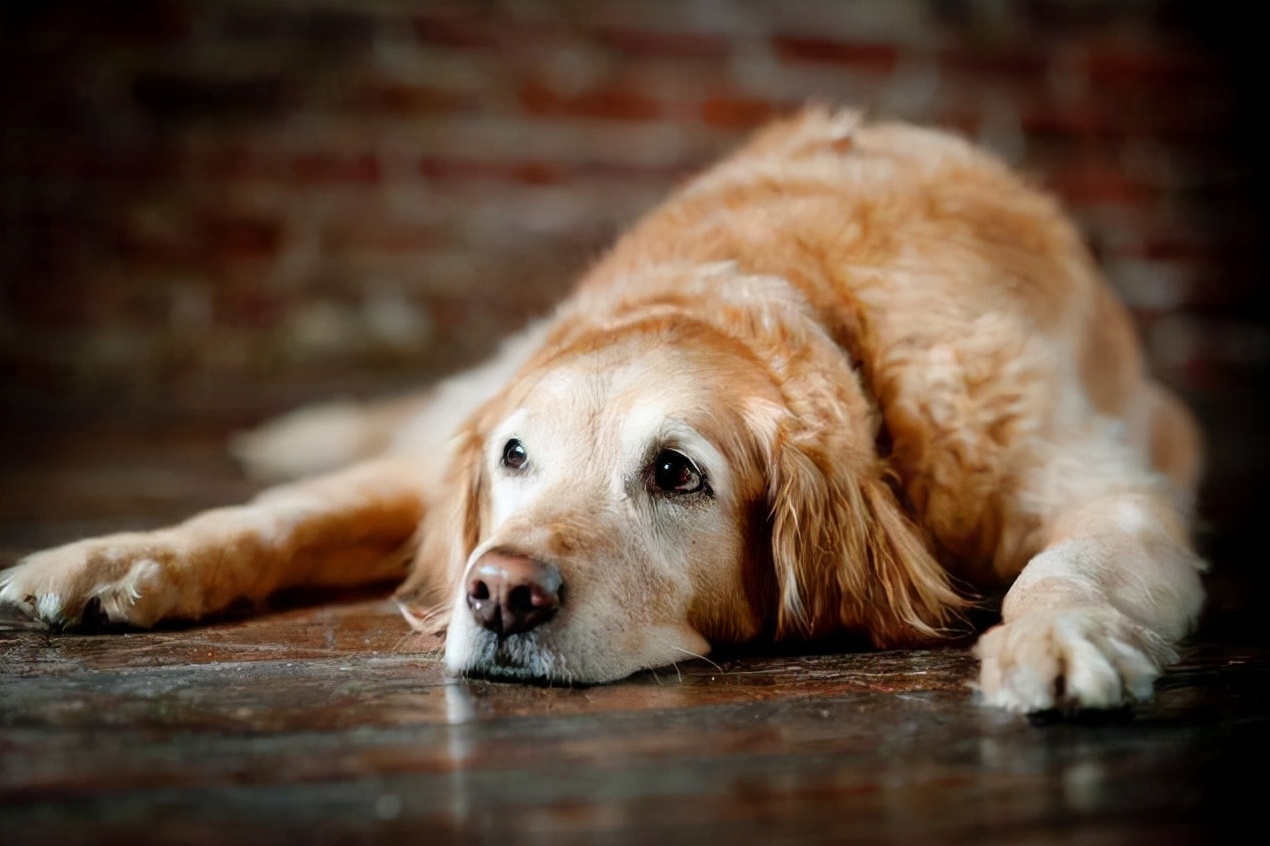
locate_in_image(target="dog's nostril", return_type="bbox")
[465,552,562,637]
[507,584,533,613]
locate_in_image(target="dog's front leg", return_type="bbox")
[0,457,426,628]
[975,492,1206,712]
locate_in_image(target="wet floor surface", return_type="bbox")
[1,421,1265,844]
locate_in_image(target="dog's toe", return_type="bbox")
[974,607,1169,713]
[0,537,182,629]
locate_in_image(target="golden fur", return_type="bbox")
[0,108,1206,711]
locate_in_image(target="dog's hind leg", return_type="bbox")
[0,456,427,629]
[230,320,550,482]
[230,393,432,482]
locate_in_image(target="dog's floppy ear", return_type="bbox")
[768,436,965,646]
[394,426,485,635]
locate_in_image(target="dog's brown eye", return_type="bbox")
[502,439,527,470]
[652,449,705,495]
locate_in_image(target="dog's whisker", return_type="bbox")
[671,646,723,674]
[389,629,439,655]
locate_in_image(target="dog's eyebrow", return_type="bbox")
[487,408,531,443]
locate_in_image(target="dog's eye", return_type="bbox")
[502,439,528,470]
[651,449,706,495]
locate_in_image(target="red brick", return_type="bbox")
[201,148,270,182]
[937,48,1049,80]
[519,80,663,121]
[347,81,475,116]
[1044,162,1157,208]
[410,13,563,52]
[201,150,380,185]
[410,13,504,50]
[291,153,380,185]
[771,36,898,73]
[931,108,982,138]
[417,154,689,188]
[594,28,731,58]
[1082,43,1221,87]
[1023,95,1233,143]
[699,97,780,129]
[1019,103,1123,140]
[513,161,570,186]
[419,157,566,186]
[213,281,286,329]
[324,220,443,254]
[198,214,285,264]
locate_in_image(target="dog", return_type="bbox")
[0,108,1206,712]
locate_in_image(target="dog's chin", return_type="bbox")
[443,618,713,686]
[449,628,583,684]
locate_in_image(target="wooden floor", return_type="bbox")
[1,419,1266,845]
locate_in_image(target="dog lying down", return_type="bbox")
[0,108,1206,712]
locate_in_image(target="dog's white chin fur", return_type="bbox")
[443,599,712,684]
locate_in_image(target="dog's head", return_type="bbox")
[397,267,964,683]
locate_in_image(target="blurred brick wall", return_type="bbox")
[1,1,1265,546]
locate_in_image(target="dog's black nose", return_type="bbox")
[466,552,562,637]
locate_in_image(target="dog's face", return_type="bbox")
[437,326,780,683]
[399,273,963,684]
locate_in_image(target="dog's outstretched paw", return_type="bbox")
[0,535,183,629]
[974,606,1174,713]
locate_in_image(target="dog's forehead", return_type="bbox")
[532,364,604,402]
[508,354,726,446]
[536,353,711,414]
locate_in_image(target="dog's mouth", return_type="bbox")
[454,627,579,684]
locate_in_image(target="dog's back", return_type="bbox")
[566,107,1201,587]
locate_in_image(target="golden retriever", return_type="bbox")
[0,108,1206,712]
